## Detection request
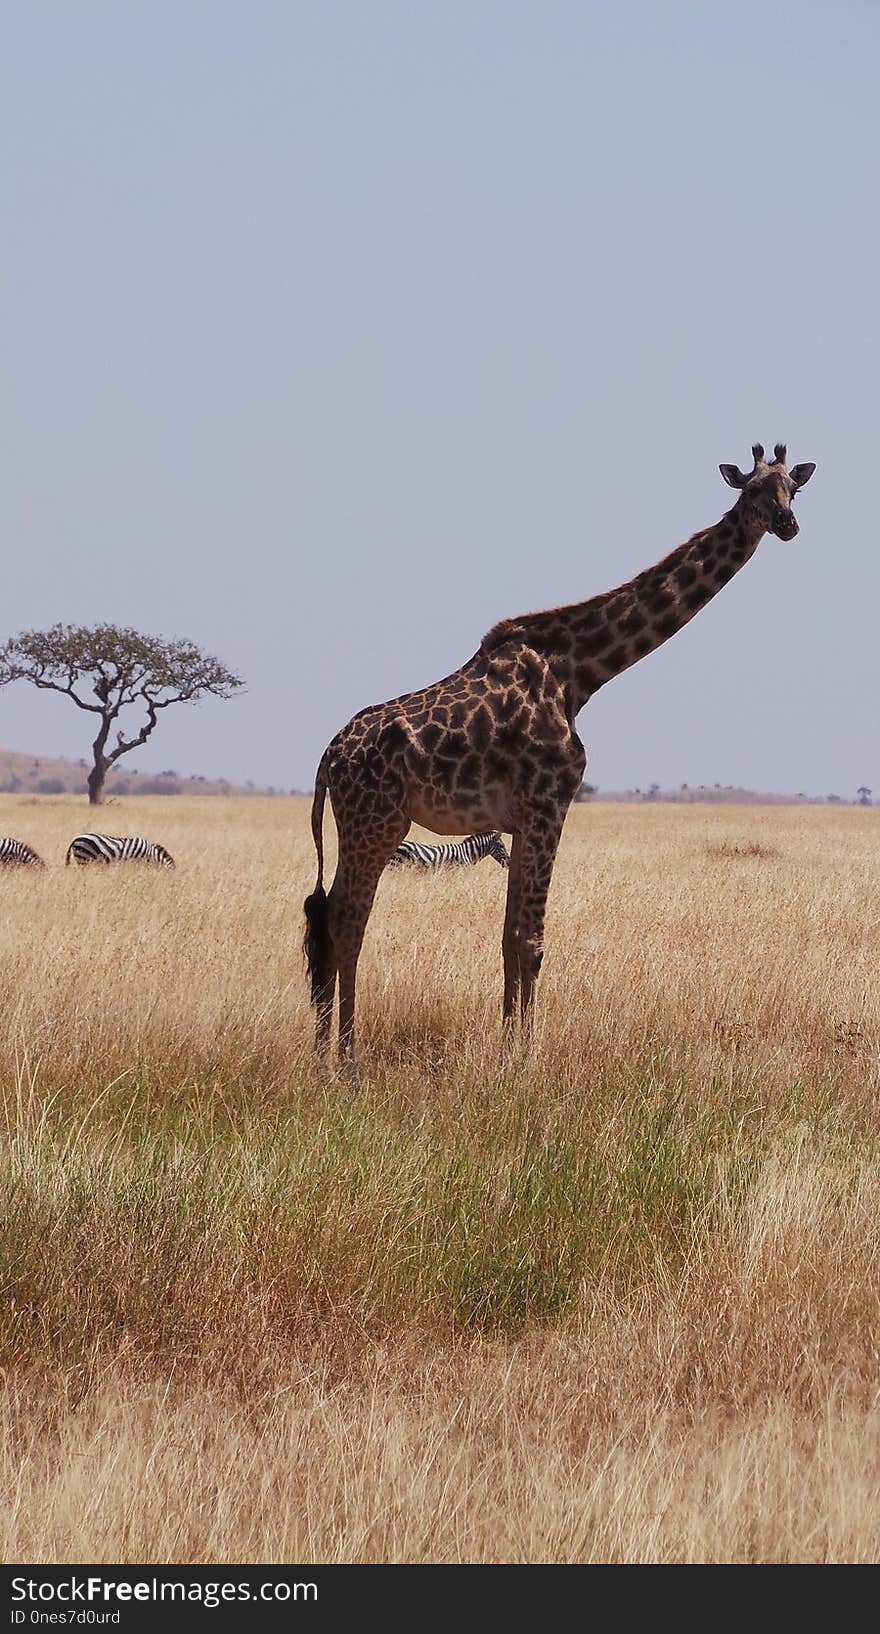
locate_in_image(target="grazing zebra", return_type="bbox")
[66,833,175,868]
[388,831,509,870]
[0,837,46,869]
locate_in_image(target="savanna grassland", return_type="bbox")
[1,791,879,1563]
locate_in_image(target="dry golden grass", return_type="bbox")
[1,792,879,1562]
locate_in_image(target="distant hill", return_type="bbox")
[3,747,863,807]
[0,747,294,798]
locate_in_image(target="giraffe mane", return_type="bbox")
[481,616,526,652]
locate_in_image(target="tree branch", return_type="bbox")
[105,698,160,764]
[30,675,105,713]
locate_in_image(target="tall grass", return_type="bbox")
[1,793,879,1560]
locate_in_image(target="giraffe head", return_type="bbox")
[719,443,815,541]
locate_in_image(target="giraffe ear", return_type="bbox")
[789,462,816,490]
[719,464,746,489]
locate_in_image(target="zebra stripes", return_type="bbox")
[66,833,175,868]
[0,837,46,869]
[389,831,509,870]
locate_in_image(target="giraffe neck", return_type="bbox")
[483,500,765,717]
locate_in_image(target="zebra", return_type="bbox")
[66,833,175,868]
[388,831,509,870]
[0,837,46,869]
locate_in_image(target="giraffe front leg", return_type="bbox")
[501,832,523,1032]
[516,819,566,1036]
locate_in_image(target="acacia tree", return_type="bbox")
[0,624,243,804]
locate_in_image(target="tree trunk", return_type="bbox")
[89,714,113,806]
[87,759,107,805]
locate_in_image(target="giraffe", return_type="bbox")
[304,443,815,1074]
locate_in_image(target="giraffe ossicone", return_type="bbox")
[304,444,815,1074]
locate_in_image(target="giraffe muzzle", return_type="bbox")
[772,510,798,541]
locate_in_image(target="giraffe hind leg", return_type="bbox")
[328,818,408,1078]
[314,962,337,1062]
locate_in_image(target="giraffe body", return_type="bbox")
[305,445,815,1074]
[323,643,583,838]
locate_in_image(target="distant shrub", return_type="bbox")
[707,840,780,861]
[35,778,65,795]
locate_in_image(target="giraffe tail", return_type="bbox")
[303,752,334,1006]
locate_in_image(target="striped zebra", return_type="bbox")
[389,831,509,870]
[66,833,175,868]
[0,837,46,869]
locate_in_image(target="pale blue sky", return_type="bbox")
[2,2,877,796]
